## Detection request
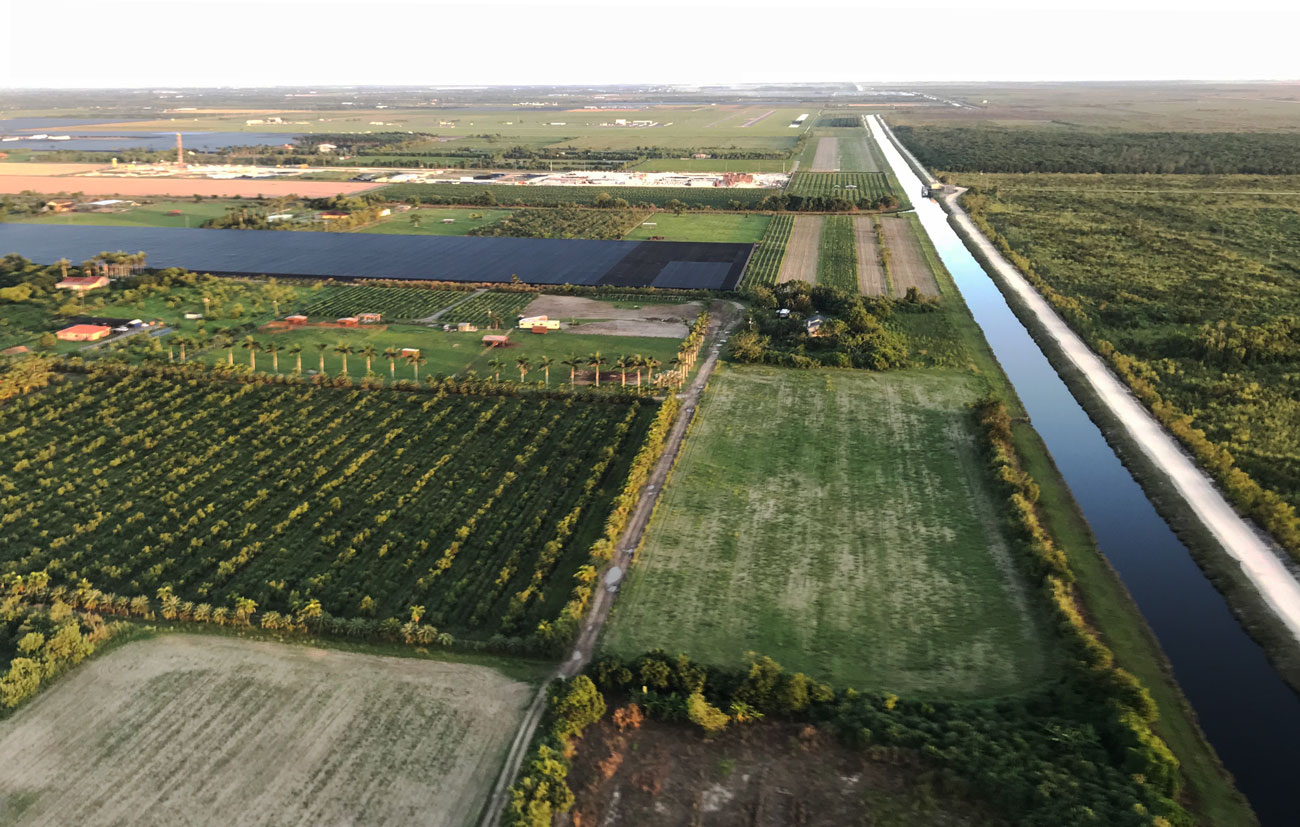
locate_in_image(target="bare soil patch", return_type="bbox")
[811,138,840,172]
[521,294,701,322]
[0,175,380,199]
[739,109,776,128]
[852,216,888,296]
[0,634,531,827]
[880,217,940,297]
[568,319,688,338]
[776,215,822,284]
[0,163,106,176]
[568,714,1003,827]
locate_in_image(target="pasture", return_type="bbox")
[602,365,1055,696]
[0,373,658,635]
[0,635,531,827]
[623,212,771,243]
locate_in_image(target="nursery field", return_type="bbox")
[295,285,469,321]
[738,213,793,288]
[787,172,892,201]
[602,365,1054,696]
[0,373,658,637]
[0,635,530,827]
[623,212,771,244]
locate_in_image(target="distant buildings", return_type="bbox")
[55,276,109,292]
[56,324,111,342]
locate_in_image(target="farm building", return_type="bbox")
[399,347,420,358]
[183,312,204,320]
[318,211,350,221]
[358,312,382,324]
[56,324,111,342]
[482,334,509,347]
[317,143,338,153]
[336,317,359,327]
[806,315,827,337]
[285,315,308,325]
[2,345,30,355]
[456,322,478,333]
[55,275,109,292]
[44,200,77,213]
[517,315,560,330]
[530,326,550,335]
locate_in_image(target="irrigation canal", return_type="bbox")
[867,115,1300,826]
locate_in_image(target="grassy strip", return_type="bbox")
[926,206,1258,825]
[815,215,858,292]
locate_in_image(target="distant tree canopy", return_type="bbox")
[896,126,1300,174]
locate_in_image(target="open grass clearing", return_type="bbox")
[0,634,530,827]
[602,365,1056,697]
[356,207,512,236]
[622,212,771,244]
[10,199,233,228]
[776,215,820,284]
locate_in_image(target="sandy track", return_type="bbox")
[852,216,887,295]
[880,216,939,296]
[520,294,701,322]
[0,163,107,176]
[776,216,822,284]
[739,109,776,127]
[0,175,381,198]
[810,138,839,172]
[0,635,531,827]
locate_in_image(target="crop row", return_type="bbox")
[0,374,657,640]
[380,182,776,210]
[787,172,891,201]
[738,214,794,288]
[296,285,467,321]
[816,216,858,293]
[441,292,536,327]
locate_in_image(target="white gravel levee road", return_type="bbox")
[866,114,1300,646]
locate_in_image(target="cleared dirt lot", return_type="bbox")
[810,137,840,172]
[0,175,380,198]
[851,216,887,295]
[0,163,107,176]
[880,215,940,296]
[520,294,701,321]
[0,635,531,827]
[776,215,822,284]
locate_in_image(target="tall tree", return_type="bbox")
[288,343,303,373]
[334,342,353,375]
[314,342,329,373]
[266,342,281,372]
[241,336,260,371]
[383,346,399,378]
[360,343,377,375]
[562,354,581,388]
[588,351,605,388]
[538,355,553,387]
[516,356,531,383]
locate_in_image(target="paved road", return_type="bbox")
[939,184,1300,646]
[477,302,741,827]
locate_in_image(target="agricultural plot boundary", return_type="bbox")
[738,214,794,288]
[816,216,857,292]
[787,172,892,202]
[776,216,822,284]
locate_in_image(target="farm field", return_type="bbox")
[0,175,381,199]
[627,158,792,173]
[815,215,857,292]
[10,199,233,228]
[776,215,820,283]
[852,215,887,295]
[356,207,511,236]
[834,128,885,172]
[879,214,940,296]
[295,284,469,321]
[810,137,839,171]
[623,211,771,243]
[0,635,531,827]
[379,182,777,210]
[0,373,658,636]
[466,206,647,240]
[738,213,793,288]
[787,171,892,201]
[602,365,1054,696]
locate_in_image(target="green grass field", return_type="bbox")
[816,215,857,291]
[623,212,771,243]
[603,365,1055,697]
[11,200,232,228]
[356,208,512,235]
[198,323,684,383]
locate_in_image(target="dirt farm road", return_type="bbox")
[477,302,743,827]
[939,184,1300,646]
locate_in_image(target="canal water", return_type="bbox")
[867,116,1300,826]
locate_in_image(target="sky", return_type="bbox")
[1,0,1298,88]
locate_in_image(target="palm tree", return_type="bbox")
[266,342,281,372]
[383,346,399,378]
[314,342,329,373]
[562,354,582,388]
[668,356,681,386]
[334,341,353,375]
[215,334,234,366]
[360,343,377,375]
[631,353,645,387]
[488,356,505,383]
[515,356,531,383]
[288,343,303,373]
[241,336,260,371]
[487,310,502,330]
[174,336,191,362]
[588,351,605,388]
[615,355,629,388]
[538,355,553,387]
[645,356,661,387]
[407,353,427,381]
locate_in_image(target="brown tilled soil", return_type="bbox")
[520,294,702,322]
[0,175,381,198]
[852,216,887,296]
[777,215,822,284]
[0,635,531,827]
[567,714,1002,827]
[880,217,940,297]
[810,138,840,172]
[568,319,689,338]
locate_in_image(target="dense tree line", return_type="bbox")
[730,281,911,370]
[898,126,1300,174]
[1,577,113,710]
